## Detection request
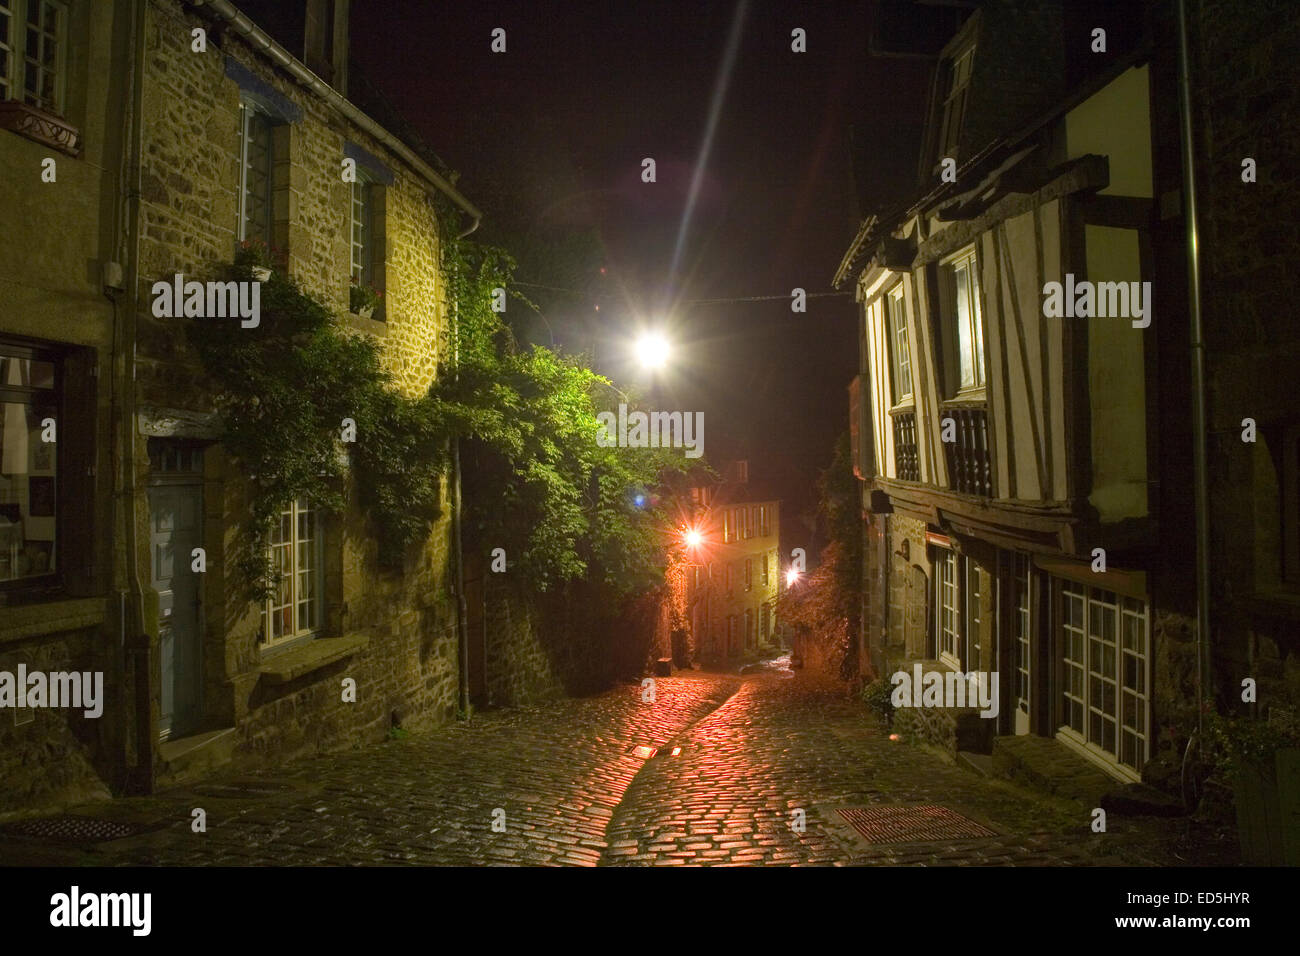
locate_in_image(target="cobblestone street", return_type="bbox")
[0,668,1232,867]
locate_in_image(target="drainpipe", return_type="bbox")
[190,0,481,237]
[451,282,470,716]
[114,0,152,793]
[1175,0,1210,738]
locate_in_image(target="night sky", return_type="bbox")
[351,0,930,526]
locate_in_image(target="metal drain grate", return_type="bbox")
[836,805,997,844]
[1,816,154,844]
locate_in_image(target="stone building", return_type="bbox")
[683,462,782,664]
[835,0,1204,787]
[0,0,484,817]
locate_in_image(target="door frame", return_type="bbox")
[147,441,206,741]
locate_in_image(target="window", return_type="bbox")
[1059,582,1149,776]
[1012,552,1031,720]
[760,504,771,537]
[938,43,975,160]
[885,284,912,403]
[760,603,771,641]
[261,497,322,647]
[0,0,67,114]
[762,553,769,587]
[942,248,985,392]
[964,557,981,668]
[238,101,275,245]
[0,341,57,584]
[744,558,752,591]
[727,615,739,655]
[744,608,755,649]
[723,509,733,543]
[937,549,959,667]
[350,178,374,287]
[726,563,734,594]
[745,506,754,539]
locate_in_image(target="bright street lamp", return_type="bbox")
[636,332,670,370]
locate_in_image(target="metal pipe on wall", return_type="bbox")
[1175,0,1211,737]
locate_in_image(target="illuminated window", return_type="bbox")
[0,341,57,584]
[885,284,912,403]
[941,247,985,392]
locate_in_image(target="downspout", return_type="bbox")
[451,269,470,716]
[116,0,151,792]
[1175,0,1210,739]
[190,0,481,237]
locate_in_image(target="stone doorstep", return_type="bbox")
[257,632,370,685]
[157,726,237,788]
[992,735,1185,817]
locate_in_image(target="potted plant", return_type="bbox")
[350,277,383,319]
[235,238,278,281]
[1204,703,1300,865]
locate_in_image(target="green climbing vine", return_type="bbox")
[189,211,693,610]
[188,243,448,601]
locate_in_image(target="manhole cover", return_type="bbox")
[0,816,155,844]
[836,805,997,844]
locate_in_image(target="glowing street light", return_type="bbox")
[786,567,800,587]
[636,332,671,370]
[684,528,703,548]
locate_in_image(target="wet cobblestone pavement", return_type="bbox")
[0,668,1237,866]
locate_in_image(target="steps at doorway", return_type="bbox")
[158,726,236,788]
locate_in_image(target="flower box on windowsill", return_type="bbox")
[0,101,80,156]
[354,305,374,320]
[251,266,272,282]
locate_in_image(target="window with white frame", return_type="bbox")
[261,497,323,647]
[762,552,769,587]
[885,284,912,404]
[237,101,275,245]
[0,0,67,114]
[350,177,373,286]
[937,548,959,667]
[1059,581,1149,775]
[744,557,752,591]
[941,248,985,393]
[1012,552,1031,718]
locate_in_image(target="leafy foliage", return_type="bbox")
[1203,702,1300,783]
[191,205,687,609]
[188,263,447,599]
[776,432,863,680]
[435,217,689,599]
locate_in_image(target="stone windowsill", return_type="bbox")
[0,101,81,156]
[258,632,369,685]
[342,311,387,336]
[0,597,107,645]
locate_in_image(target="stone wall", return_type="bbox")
[1191,0,1300,722]
[0,0,124,819]
[128,0,462,769]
